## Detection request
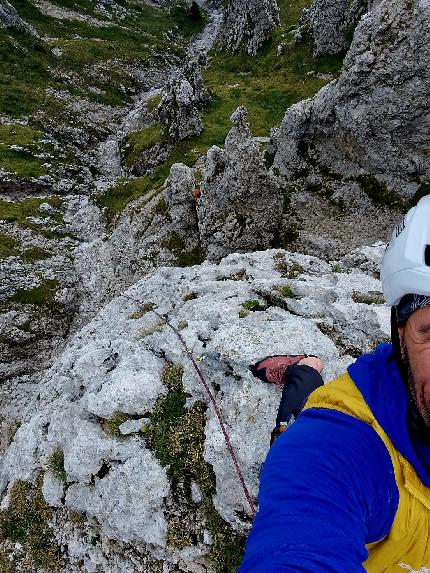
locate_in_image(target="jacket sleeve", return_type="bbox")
[239,408,399,573]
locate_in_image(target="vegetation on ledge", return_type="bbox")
[0,478,60,571]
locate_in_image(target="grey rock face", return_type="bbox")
[158,60,209,142]
[300,0,371,56]
[196,106,284,261]
[0,0,38,35]
[271,0,430,195]
[0,245,390,570]
[217,0,280,55]
[164,163,200,248]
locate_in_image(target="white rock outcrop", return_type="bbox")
[0,0,38,35]
[0,243,390,571]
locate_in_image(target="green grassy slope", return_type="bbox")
[0,0,205,176]
[97,0,345,224]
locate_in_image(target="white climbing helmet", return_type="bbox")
[382,194,430,307]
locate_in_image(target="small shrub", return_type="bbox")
[241,299,264,311]
[239,308,249,319]
[230,268,247,281]
[275,258,303,278]
[273,251,285,260]
[183,291,198,301]
[278,285,296,299]
[188,1,202,21]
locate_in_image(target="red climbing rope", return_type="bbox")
[121,293,257,517]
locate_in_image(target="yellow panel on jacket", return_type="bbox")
[303,373,430,573]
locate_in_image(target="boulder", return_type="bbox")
[217,0,280,55]
[300,0,372,56]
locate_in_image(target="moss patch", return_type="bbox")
[146,364,215,489]
[47,448,66,483]
[146,363,247,570]
[146,94,162,113]
[161,232,205,267]
[0,124,55,177]
[356,174,404,209]
[275,257,304,278]
[0,549,16,573]
[21,246,52,262]
[0,478,60,571]
[203,501,247,573]
[8,278,59,306]
[0,196,68,240]
[101,412,132,438]
[278,284,296,299]
[351,291,384,305]
[0,233,19,259]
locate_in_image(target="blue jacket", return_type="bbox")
[239,344,430,572]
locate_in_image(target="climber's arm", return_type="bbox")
[239,408,399,573]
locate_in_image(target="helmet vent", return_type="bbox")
[425,245,430,266]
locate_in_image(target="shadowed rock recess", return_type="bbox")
[0,0,429,569]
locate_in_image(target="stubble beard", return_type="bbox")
[401,340,430,429]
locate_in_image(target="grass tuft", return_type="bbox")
[122,123,163,168]
[351,291,384,305]
[0,478,60,571]
[127,302,156,320]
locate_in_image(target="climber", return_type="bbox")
[239,194,430,572]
